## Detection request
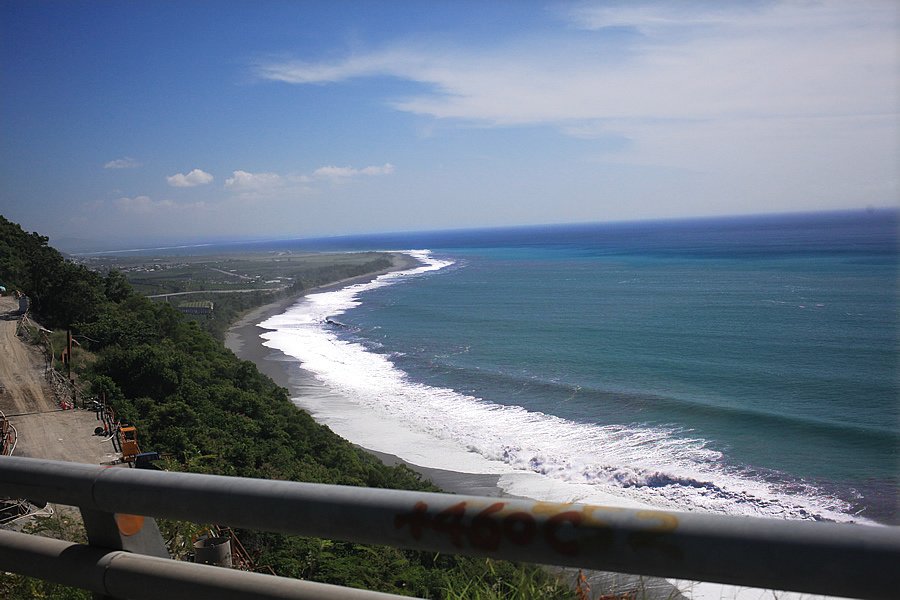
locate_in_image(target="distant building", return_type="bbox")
[177,300,214,316]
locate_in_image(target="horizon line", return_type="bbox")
[66,205,897,256]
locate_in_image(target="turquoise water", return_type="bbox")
[98,209,899,521]
[358,254,895,470]
[300,211,899,523]
[153,210,895,522]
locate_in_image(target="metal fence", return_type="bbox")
[0,529,415,600]
[1,455,897,599]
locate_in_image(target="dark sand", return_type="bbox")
[224,253,506,497]
[223,252,685,598]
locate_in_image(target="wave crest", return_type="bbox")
[260,250,866,524]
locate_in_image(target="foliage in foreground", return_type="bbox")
[0,215,574,599]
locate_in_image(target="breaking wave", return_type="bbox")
[259,250,868,524]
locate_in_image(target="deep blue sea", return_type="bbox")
[162,210,900,523]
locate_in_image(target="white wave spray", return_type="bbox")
[259,250,865,523]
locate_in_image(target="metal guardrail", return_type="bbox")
[0,529,408,600]
[1,455,898,599]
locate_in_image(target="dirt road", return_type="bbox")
[11,411,120,464]
[0,296,116,464]
[0,297,56,415]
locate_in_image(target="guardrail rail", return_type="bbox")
[0,456,897,599]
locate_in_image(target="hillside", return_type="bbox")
[0,215,574,599]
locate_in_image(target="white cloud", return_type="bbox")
[313,163,395,179]
[223,164,394,200]
[567,1,892,34]
[566,2,744,32]
[224,170,283,190]
[313,166,356,178]
[255,2,898,126]
[104,157,141,169]
[255,52,416,84]
[254,1,898,202]
[166,169,214,187]
[361,163,395,176]
[224,170,296,201]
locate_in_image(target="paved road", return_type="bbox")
[208,267,253,280]
[146,287,284,299]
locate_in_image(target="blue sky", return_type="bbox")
[1,1,898,249]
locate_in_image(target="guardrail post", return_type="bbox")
[81,509,169,559]
[80,508,170,599]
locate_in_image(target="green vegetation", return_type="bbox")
[1,216,108,328]
[75,247,396,341]
[162,253,394,341]
[0,216,574,599]
[81,249,395,296]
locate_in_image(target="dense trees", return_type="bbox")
[0,216,573,598]
[0,216,112,326]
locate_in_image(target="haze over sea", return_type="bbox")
[241,210,897,525]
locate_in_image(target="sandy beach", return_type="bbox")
[222,251,688,599]
[225,293,683,597]
[223,252,508,497]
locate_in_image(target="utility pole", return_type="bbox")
[66,329,73,381]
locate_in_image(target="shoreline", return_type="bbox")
[223,250,686,598]
[223,251,509,497]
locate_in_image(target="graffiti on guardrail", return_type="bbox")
[395,500,681,558]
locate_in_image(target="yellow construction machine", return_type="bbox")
[118,424,140,464]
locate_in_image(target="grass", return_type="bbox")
[80,250,395,296]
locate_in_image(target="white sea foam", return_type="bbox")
[259,250,866,524]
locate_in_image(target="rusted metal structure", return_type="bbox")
[0,455,897,599]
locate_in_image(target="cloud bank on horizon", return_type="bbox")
[0,0,897,247]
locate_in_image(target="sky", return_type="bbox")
[1,0,898,250]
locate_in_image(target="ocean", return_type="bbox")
[257,210,898,525]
